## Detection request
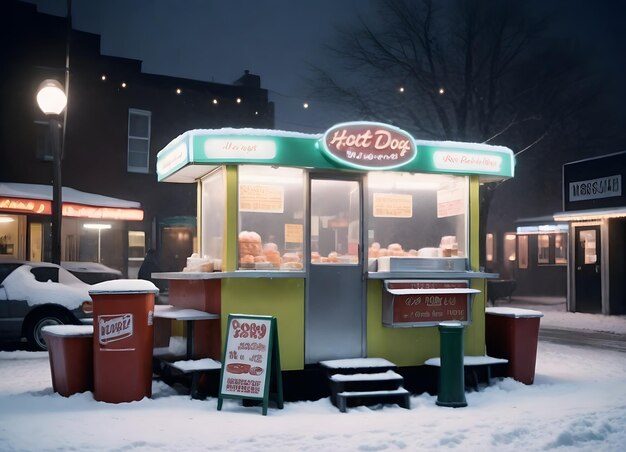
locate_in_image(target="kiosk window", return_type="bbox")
[201,168,226,263]
[310,179,360,265]
[366,172,468,259]
[237,166,304,270]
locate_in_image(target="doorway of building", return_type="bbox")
[574,225,602,313]
[306,175,364,364]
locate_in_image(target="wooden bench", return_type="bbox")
[153,305,221,399]
[161,357,221,399]
[424,355,509,390]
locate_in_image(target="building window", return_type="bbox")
[128,230,146,259]
[537,234,550,264]
[486,233,495,262]
[127,109,151,173]
[504,233,516,265]
[517,235,528,269]
[555,233,567,265]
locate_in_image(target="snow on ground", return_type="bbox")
[1,306,625,451]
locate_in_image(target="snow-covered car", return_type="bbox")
[0,262,93,351]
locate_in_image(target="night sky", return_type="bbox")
[24,0,626,135]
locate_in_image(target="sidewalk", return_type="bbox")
[500,296,626,336]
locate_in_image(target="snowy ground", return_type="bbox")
[1,308,625,451]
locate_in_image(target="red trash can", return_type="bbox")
[485,307,544,384]
[43,325,94,397]
[89,280,159,403]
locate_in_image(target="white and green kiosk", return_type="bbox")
[154,122,515,399]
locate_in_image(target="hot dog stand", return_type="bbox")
[153,122,515,394]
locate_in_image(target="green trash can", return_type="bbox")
[436,321,467,408]
[485,307,543,385]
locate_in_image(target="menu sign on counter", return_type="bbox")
[217,314,283,415]
[382,280,479,328]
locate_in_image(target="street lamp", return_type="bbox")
[36,79,67,264]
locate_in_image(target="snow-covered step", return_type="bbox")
[329,370,404,397]
[320,357,397,376]
[336,387,410,413]
[320,358,410,411]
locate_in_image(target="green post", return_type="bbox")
[436,321,467,408]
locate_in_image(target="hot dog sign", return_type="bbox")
[218,314,283,415]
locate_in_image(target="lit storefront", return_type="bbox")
[0,182,143,275]
[554,151,626,315]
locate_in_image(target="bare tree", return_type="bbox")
[310,0,600,265]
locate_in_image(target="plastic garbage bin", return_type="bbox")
[42,325,94,397]
[485,307,544,385]
[89,279,159,403]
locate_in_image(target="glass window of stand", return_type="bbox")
[237,165,305,270]
[366,172,469,270]
[199,168,226,271]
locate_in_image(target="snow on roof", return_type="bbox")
[89,279,159,295]
[0,182,141,208]
[2,265,92,308]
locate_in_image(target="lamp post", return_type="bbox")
[36,79,67,265]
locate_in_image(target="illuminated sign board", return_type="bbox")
[0,198,143,221]
[433,150,502,173]
[321,122,416,170]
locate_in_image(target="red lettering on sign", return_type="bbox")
[322,122,416,169]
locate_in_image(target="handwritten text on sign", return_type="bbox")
[221,318,271,397]
[373,193,413,218]
[239,184,284,213]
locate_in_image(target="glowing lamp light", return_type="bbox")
[236,97,242,104]
[0,216,15,223]
[83,223,112,230]
[438,87,445,95]
[212,98,218,105]
[176,88,182,94]
[398,86,405,93]
[121,82,127,88]
[101,74,106,81]
[303,102,309,109]
[36,79,67,115]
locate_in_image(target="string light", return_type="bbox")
[303,102,309,109]
[438,87,445,95]
[212,98,218,105]
[236,97,242,104]
[176,88,182,94]
[101,74,106,81]
[398,86,405,93]
[121,82,127,88]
